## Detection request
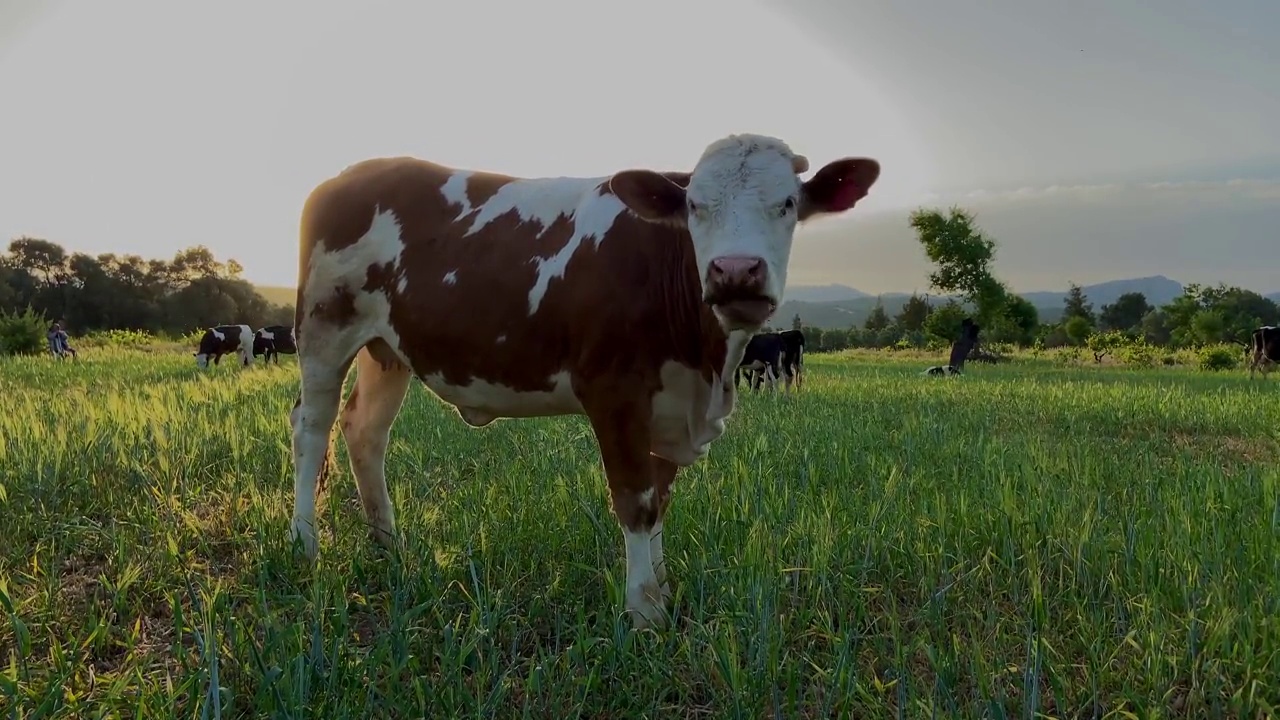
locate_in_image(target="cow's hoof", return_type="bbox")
[626,581,667,630]
[368,525,398,553]
[290,517,319,560]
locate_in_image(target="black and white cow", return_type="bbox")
[921,364,961,377]
[194,324,254,368]
[735,332,785,392]
[253,325,297,365]
[778,329,806,390]
[1248,325,1278,380]
[924,318,982,378]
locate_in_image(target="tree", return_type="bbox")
[0,239,292,339]
[894,293,932,332]
[1099,292,1151,332]
[1062,283,1095,325]
[923,300,968,343]
[1064,315,1092,346]
[1086,330,1130,363]
[1141,309,1172,346]
[864,301,890,332]
[910,207,1008,324]
[7,237,68,286]
[1001,295,1040,345]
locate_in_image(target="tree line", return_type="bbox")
[0,237,293,353]
[3,212,1275,360]
[784,207,1278,355]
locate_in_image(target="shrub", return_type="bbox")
[86,328,155,348]
[1198,345,1239,372]
[1117,340,1160,368]
[0,307,49,356]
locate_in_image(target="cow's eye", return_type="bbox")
[687,198,700,213]
[779,197,796,217]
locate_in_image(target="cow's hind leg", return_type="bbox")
[339,343,412,550]
[290,348,356,559]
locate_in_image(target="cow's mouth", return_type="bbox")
[711,296,777,329]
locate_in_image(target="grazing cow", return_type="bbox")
[288,133,880,628]
[1248,325,1279,379]
[924,318,982,377]
[921,364,961,377]
[194,324,254,368]
[779,329,806,390]
[254,325,298,364]
[734,331,785,391]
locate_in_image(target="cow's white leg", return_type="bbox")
[587,400,671,629]
[290,356,352,560]
[648,456,677,603]
[339,345,412,549]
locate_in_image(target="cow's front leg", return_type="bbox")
[649,456,677,604]
[586,398,668,629]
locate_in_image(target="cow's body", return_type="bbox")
[288,134,880,628]
[735,332,785,391]
[1248,326,1279,379]
[194,324,253,368]
[254,325,298,364]
[778,329,806,390]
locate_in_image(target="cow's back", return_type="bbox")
[295,157,719,392]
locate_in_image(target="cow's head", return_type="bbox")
[194,352,210,369]
[609,134,880,332]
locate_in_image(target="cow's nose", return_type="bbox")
[708,255,767,289]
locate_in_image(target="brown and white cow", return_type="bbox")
[1248,325,1278,379]
[288,133,880,628]
[194,324,254,368]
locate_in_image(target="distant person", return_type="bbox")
[47,322,77,360]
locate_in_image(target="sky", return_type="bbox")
[1,0,1278,296]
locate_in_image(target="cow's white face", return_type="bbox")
[609,134,880,333]
[195,353,210,369]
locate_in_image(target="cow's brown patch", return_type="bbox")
[308,284,357,327]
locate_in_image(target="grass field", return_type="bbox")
[1,347,1278,718]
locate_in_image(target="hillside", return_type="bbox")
[255,285,296,307]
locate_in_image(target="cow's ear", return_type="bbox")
[609,170,688,227]
[799,158,880,222]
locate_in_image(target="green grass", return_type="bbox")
[2,347,1278,718]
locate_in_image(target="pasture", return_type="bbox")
[1,346,1277,718]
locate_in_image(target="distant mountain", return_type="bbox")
[1268,292,1280,303]
[1018,275,1185,309]
[782,283,869,303]
[782,275,1190,330]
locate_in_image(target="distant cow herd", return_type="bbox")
[187,320,1280,386]
[194,324,297,368]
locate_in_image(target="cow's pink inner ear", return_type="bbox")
[803,158,881,216]
[609,170,688,223]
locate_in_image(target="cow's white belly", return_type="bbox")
[420,371,584,427]
[649,361,735,466]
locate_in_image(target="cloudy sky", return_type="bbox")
[1,0,1277,295]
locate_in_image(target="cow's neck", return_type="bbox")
[655,230,740,384]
